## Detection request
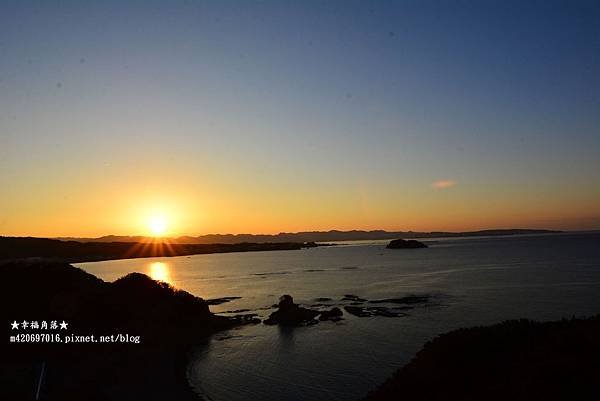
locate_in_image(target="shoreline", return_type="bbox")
[3,257,599,400]
[4,234,599,400]
[1,230,579,265]
[0,237,330,264]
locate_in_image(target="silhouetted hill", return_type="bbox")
[364,316,600,401]
[56,228,561,244]
[0,237,321,263]
[0,260,238,400]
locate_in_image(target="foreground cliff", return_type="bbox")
[364,316,600,401]
[0,261,236,400]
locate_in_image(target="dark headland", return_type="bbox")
[0,236,324,263]
[364,316,600,401]
[0,260,254,400]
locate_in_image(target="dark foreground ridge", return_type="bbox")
[364,315,600,401]
[0,236,323,263]
[0,261,247,400]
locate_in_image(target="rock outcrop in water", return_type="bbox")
[319,307,344,321]
[386,239,428,249]
[337,294,433,317]
[342,294,368,302]
[344,305,407,318]
[364,316,600,401]
[206,296,242,305]
[368,295,430,304]
[263,293,436,325]
[264,295,320,326]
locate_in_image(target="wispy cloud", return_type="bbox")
[431,179,457,189]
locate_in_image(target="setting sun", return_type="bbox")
[148,215,168,236]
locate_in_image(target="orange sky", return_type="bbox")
[2,2,599,237]
[2,168,598,237]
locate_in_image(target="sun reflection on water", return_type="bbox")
[148,262,172,284]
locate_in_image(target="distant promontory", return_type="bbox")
[0,237,323,263]
[56,228,561,245]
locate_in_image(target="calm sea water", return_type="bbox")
[77,232,600,401]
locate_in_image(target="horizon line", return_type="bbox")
[2,227,587,240]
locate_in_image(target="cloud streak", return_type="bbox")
[431,179,457,189]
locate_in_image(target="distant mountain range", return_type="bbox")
[56,229,562,244]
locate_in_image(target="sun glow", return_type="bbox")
[148,215,168,236]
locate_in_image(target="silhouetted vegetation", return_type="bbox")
[0,261,237,400]
[364,316,600,401]
[0,236,322,263]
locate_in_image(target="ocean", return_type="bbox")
[77,232,600,401]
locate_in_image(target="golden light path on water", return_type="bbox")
[148,261,172,285]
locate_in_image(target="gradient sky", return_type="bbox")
[1,0,599,237]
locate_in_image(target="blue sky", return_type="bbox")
[1,0,599,235]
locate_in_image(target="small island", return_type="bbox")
[386,239,428,249]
